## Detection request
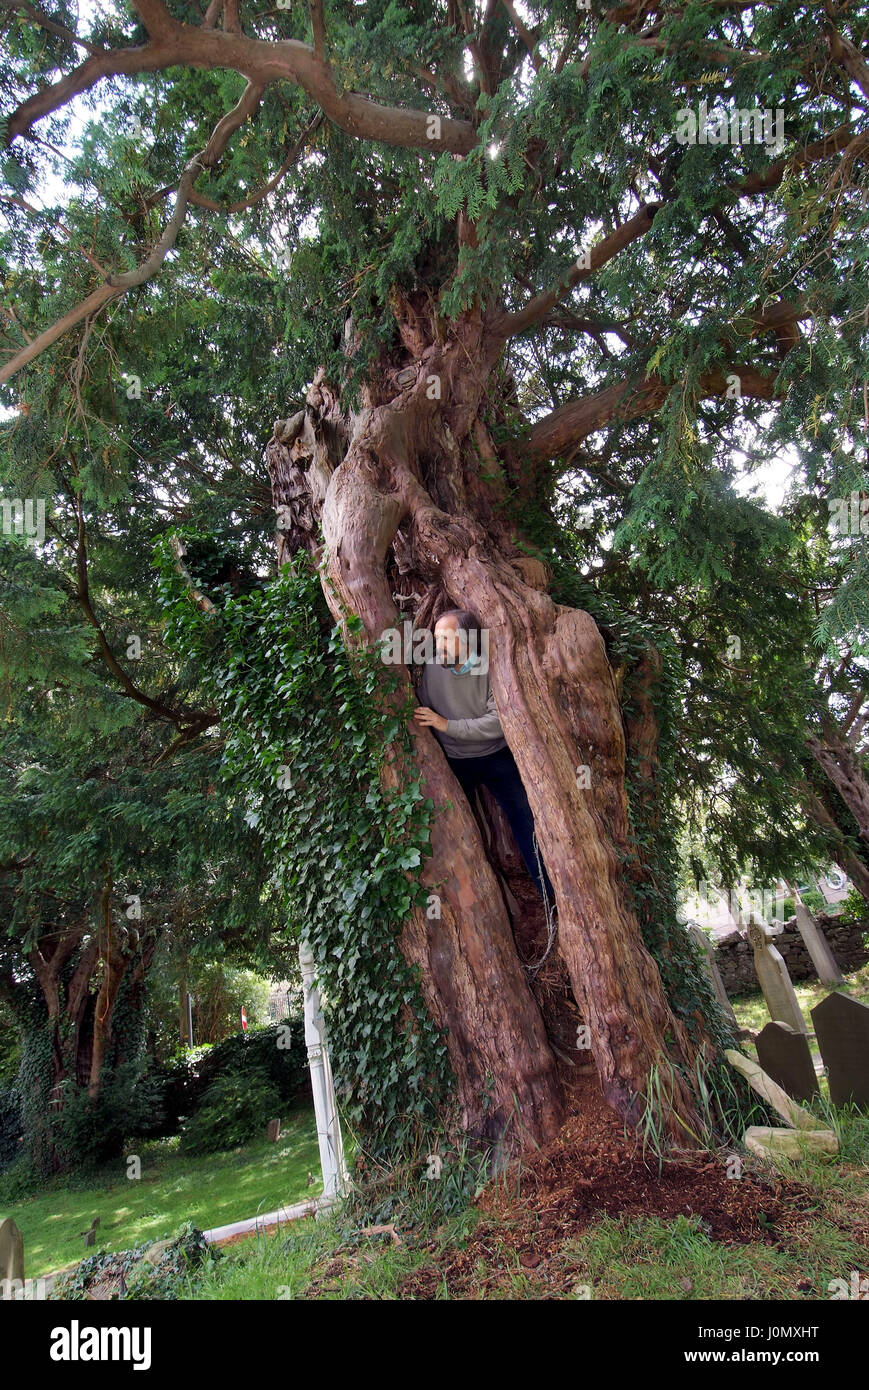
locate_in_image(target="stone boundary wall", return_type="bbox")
[715,914,869,996]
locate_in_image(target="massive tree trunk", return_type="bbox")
[267,297,721,1154]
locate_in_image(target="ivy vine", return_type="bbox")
[155,538,455,1151]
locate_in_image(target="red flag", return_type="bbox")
[241,1006,248,1032]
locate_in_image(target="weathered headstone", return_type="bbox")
[0,1217,24,1287]
[755,1021,819,1103]
[811,992,869,1108]
[267,1118,281,1142]
[743,1126,838,1161]
[80,1216,100,1249]
[688,925,738,1027]
[725,1048,828,1130]
[747,917,807,1035]
[793,904,845,986]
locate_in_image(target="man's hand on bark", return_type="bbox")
[414,706,448,733]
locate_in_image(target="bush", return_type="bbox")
[146,1018,309,1138]
[48,1061,166,1171]
[178,1069,283,1155]
[839,886,867,922]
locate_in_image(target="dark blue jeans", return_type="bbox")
[446,745,556,908]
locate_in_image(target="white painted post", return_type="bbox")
[299,939,350,1201]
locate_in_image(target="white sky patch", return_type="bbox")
[732,447,798,511]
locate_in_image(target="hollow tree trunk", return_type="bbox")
[267,296,720,1153]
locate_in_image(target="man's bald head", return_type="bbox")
[434,608,483,667]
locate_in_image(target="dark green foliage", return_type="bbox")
[179,1070,284,1155]
[47,1062,166,1172]
[15,992,159,1177]
[0,1001,20,1086]
[152,1019,310,1136]
[0,1084,22,1171]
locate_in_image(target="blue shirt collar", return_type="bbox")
[450,653,482,675]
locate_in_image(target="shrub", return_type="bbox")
[839,886,867,922]
[47,1061,166,1171]
[147,1019,309,1138]
[178,1069,284,1155]
[0,1004,21,1087]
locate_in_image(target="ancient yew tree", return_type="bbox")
[2,0,867,1155]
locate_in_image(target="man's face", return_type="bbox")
[434,616,465,666]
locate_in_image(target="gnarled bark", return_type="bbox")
[267,296,722,1153]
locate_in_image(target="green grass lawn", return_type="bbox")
[1,1106,323,1279]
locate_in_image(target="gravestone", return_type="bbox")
[725,1048,827,1130]
[755,1020,819,1104]
[80,1216,100,1249]
[811,992,869,1108]
[743,1126,837,1161]
[793,904,844,986]
[267,1118,281,1142]
[688,925,738,1027]
[0,1217,24,1287]
[747,917,807,1035]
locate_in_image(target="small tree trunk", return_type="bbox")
[88,873,126,1098]
[25,910,134,1171]
[807,724,869,846]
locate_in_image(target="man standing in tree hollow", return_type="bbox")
[413,609,556,911]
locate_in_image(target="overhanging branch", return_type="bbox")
[490,203,662,339]
[1,80,267,385]
[527,364,780,463]
[5,12,477,154]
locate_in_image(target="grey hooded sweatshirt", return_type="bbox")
[418,655,508,759]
